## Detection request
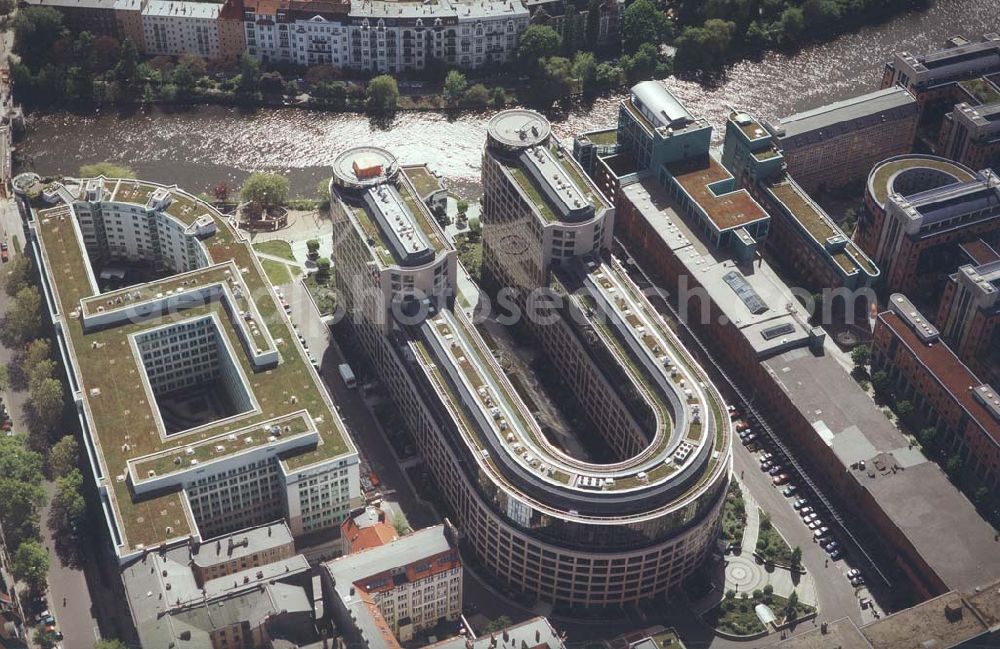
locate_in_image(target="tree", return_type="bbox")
[3,254,33,298]
[918,427,939,450]
[236,54,262,98]
[240,173,289,217]
[871,369,890,394]
[48,469,87,545]
[674,19,736,71]
[307,239,321,259]
[896,399,914,421]
[483,615,512,634]
[517,25,561,64]
[790,546,802,570]
[802,0,841,33]
[763,584,774,597]
[315,257,332,281]
[467,216,481,240]
[572,51,598,95]
[462,84,490,108]
[778,6,806,47]
[80,161,136,179]
[621,42,661,82]
[0,0,15,15]
[851,345,870,368]
[786,590,799,618]
[260,70,285,95]
[213,181,230,203]
[946,454,964,480]
[491,86,507,108]
[1,286,42,347]
[115,38,139,84]
[530,56,575,108]
[13,7,65,68]
[443,70,468,106]
[594,62,624,91]
[456,199,469,216]
[12,540,50,592]
[584,0,601,48]
[305,64,341,85]
[49,435,79,477]
[366,75,399,113]
[29,377,64,437]
[312,80,348,109]
[560,4,579,54]
[620,0,670,54]
[95,641,128,649]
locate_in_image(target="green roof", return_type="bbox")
[33,178,355,553]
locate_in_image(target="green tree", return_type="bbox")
[12,540,49,592]
[3,254,33,298]
[871,369,890,394]
[29,377,64,437]
[572,51,598,94]
[48,469,87,543]
[80,161,136,179]
[802,0,841,32]
[1,286,42,347]
[850,345,870,368]
[49,435,79,477]
[530,56,575,108]
[778,6,806,47]
[621,42,661,82]
[594,62,624,90]
[790,546,802,570]
[483,615,512,634]
[584,0,601,48]
[312,80,348,109]
[786,590,799,618]
[896,399,914,421]
[462,84,490,108]
[517,25,561,63]
[490,86,507,108]
[467,216,481,240]
[456,199,469,215]
[316,257,332,281]
[13,7,65,68]
[306,239,321,258]
[95,640,128,649]
[240,173,289,217]
[443,69,468,106]
[946,454,964,480]
[620,0,670,54]
[0,0,15,15]
[237,54,262,98]
[366,74,399,112]
[674,19,736,71]
[918,426,939,450]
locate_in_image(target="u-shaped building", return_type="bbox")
[329,111,731,607]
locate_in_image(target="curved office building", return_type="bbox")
[331,129,731,607]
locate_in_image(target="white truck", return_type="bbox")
[338,363,357,389]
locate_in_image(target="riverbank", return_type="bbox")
[12,0,995,199]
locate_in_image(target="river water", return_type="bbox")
[15,0,1000,199]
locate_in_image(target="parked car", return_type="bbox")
[813,526,830,538]
[743,433,758,445]
[735,420,750,432]
[768,465,785,476]
[772,473,791,485]
[823,540,841,553]
[846,568,861,579]
[793,498,809,510]
[782,484,798,496]
[830,548,844,560]
[760,459,773,471]
[727,404,739,420]
[798,507,814,517]
[803,513,819,523]
[851,575,865,587]
[759,451,773,461]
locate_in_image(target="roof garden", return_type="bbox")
[33,179,355,553]
[868,157,976,207]
[960,77,1000,105]
[768,179,877,276]
[401,165,442,199]
[502,140,610,224]
[667,156,769,232]
[583,129,619,147]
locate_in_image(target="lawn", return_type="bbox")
[261,258,297,285]
[722,482,747,546]
[253,239,297,262]
[755,512,796,565]
[704,590,815,636]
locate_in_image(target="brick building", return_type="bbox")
[873,294,1000,500]
[937,242,1000,386]
[938,101,1000,172]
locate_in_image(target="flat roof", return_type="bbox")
[879,310,1000,444]
[666,156,769,232]
[860,584,992,648]
[777,86,916,143]
[32,178,356,555]
[867,155,976,208]
[427,617,566,648]
[959,238,1000,266]
[191,522,293,568]
[621,176,814,359]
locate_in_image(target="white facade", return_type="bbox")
[243,0,529,71]
[143,0,223,58]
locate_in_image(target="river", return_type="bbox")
[14,0,1000,199]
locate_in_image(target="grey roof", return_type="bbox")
[191,522,292,568]
[776,86,916,144]
[427,616,566,648]
[763,348,1000,591]
[631,81,695,128]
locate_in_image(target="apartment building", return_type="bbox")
[324,525,463,646]
[330,138,732,607]
[722,109,880,292]
[882,33,1000,105]
[143,0,225,59]
[766,87,918,194]
[858,154,1000,297]
[937,243,1000,385]
[341,503,398,554]
[872,294,1000,500]
[122,524,319,648]
[578,82,1000,602]
[24,0,121,37]
[938,101,1000,172]
[24,176,361,564]
[524,0,622,51]
[243,0,529,71]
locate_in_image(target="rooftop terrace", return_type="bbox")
[32,178,355,554]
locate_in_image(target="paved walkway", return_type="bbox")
[740,489,761,554]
